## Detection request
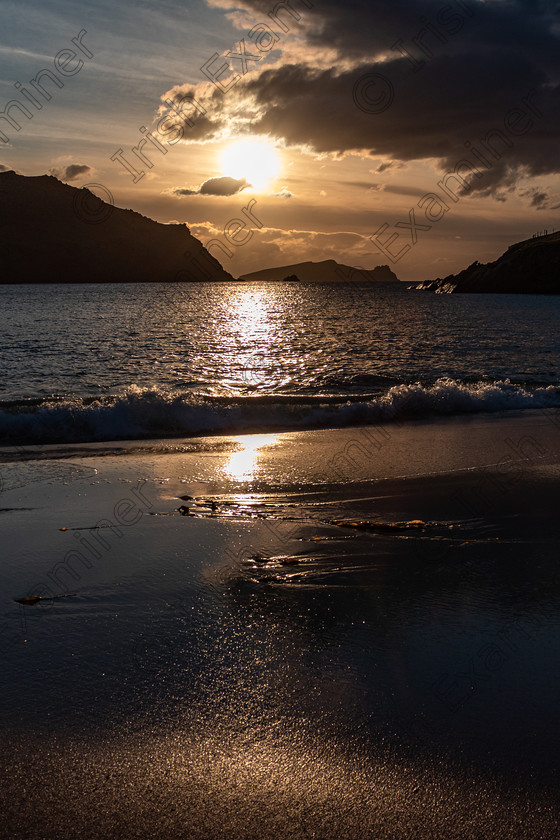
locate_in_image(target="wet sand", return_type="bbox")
[1,411,560,838]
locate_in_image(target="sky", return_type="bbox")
[1,0,559,282]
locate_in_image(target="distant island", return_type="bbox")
[239,259,399,283]
[0,172,401,286]
[414,232,560,294]
[0,171,234,284]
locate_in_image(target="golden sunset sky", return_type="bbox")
[2,0,559,281]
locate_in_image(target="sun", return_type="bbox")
[221,138,281,191]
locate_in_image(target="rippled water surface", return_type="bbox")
[2,282,559,397]
[1,281,559,443]
[2,282,560,837]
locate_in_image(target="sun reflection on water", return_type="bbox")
[224,288,278,390]
[229,287,271,340]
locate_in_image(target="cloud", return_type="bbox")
[208,0,560,68]
[531,191,549,209]
[50,164,93,182]
[520,187,551,209]
[188,221,377,276]
[159,0,560,200]
[273,187,294,198]
[346,181,421,197]
[169,176,249,197]
[374,161,405,174]
[200,176,249,195]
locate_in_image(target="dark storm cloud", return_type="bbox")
[211,0,559,67]
[188,0,560,199]
[242,57,558,197]
[171,176,249,196]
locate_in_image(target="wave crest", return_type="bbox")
[1,379,559,445]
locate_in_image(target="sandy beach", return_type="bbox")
[1,411,559,838]
[3,0,560,831]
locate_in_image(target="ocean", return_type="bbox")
[1,280,559,446]
[2,280,560,837]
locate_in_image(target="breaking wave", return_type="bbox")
[1,379,559,446]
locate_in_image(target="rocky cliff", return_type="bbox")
[415,232,560,294]
[0,171,234,283]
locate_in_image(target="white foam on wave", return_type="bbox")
[0,379,559,445]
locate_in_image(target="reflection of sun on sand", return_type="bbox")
[3,415,560,838]
[224,433,279,481]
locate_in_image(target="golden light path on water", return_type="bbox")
[227,285,271,342]
[218,284,291,393]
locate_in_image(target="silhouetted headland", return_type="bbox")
[414,231,560,294]
[0,171,234,283]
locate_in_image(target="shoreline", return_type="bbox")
[2,407,558,481]
[2,409,559,616]
[2,381,559,451]
[1,412,560,838]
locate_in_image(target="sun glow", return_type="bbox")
[221,139,281,190]
[224,434,279,482]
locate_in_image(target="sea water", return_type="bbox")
[0,280,559,445]
[1,281,560,837]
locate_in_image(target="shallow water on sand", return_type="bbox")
[1,417,559,837]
